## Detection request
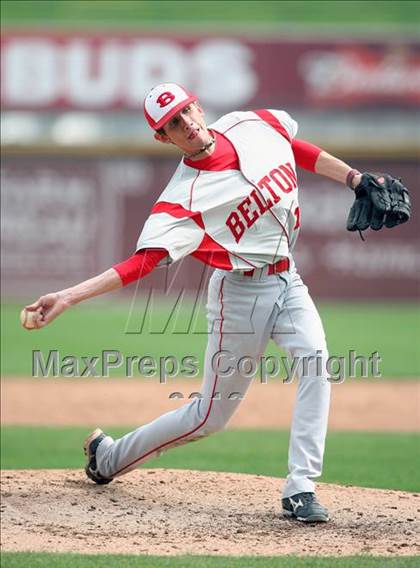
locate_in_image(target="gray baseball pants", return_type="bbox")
[96,261,331,498]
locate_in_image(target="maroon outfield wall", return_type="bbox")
[1,154,418,300]
[1,31,419,111]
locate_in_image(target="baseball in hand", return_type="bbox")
[20,308,39,330]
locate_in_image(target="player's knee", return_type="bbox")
[200,411,229,437]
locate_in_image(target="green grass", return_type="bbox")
[1,0,418,27]
[2,427,419,491]
[2,301,419,378]
[2,552,420,568]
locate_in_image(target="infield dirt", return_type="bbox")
[1,469,420,557]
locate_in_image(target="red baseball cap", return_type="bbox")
[144,83,198,130]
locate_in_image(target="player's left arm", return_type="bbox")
[314,150,362,189]
[292,139,411,233]
[292,138,361,189]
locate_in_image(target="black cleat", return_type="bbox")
[83,428,113,485]
[282,492,329,523]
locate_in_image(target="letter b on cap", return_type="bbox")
[157,91,175,108]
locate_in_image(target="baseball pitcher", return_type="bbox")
[22,83,411,523]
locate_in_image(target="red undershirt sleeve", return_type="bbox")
[291,138,323,173]
[113,249,168,286]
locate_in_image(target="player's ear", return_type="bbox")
[154,131,172,144]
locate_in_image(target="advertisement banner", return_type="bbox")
[2,31,419,111]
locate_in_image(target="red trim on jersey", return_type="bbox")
[192,233,233,270]
[184,131,240,172]
[151,201,205,229]
[113,276,226,477]
[253,109,292,144]
[292,138,322,173]
[151,201,236,270]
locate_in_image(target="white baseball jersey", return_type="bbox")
[136,109,300,271]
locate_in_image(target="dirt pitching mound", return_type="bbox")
[2,470,419,557]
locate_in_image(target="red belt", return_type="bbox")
[243,258,290,277]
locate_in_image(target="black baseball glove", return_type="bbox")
[347,173,411,235]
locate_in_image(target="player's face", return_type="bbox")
[157,103,211,153]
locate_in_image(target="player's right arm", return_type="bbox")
[23,249,167,329]
[24,269,123,329]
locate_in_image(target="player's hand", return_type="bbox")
[23,292,72,329]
